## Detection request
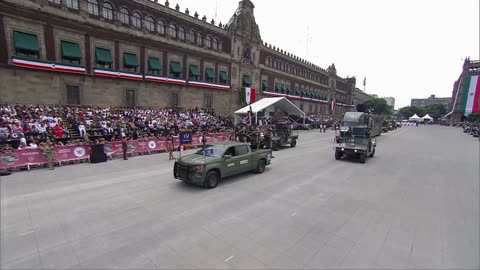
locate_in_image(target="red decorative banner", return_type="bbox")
[0,133,233,170]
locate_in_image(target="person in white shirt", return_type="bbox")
[28,141,38,149]
[78,122,86,137]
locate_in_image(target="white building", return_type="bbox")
[382,97,396,108]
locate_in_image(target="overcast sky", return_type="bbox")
[168,0,479,109]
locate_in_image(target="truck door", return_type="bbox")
[223,146,237,177]
[234,145,252,173]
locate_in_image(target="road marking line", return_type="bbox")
[291,212,297,217]
[136,200,144,204]
[225,255,234,262]
[19,230,34,236]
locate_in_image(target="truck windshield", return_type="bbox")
[342,121,357,127]
[195,145,225,157]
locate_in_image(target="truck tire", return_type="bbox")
[335,150,341,160]
[204,171,219,189]
[359,154,366,164]
[369,148,375,157]
[255,159,266,174]
[290,140,296,147]
[273,141,281,151]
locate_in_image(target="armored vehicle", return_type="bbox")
[341,111,383,138]
[270,122,299,151]
[334,126,376,164]
[174,142,272,188]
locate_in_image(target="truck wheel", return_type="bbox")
[204,171,219,189]
[359,154,366,164]
[290,140,296,147]
[369,148,375,157]
[256,159,266,173]
[273,141,281,151]
[335,150,341,160]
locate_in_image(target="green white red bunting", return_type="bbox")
[241,87,256,104]
[459,75,480,116]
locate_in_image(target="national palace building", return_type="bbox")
[0,0,356,115]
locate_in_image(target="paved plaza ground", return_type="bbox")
[1,125,479,269]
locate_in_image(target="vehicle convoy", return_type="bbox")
[334,126,376,164]
[174,142,272,188]
[270,121,299,150]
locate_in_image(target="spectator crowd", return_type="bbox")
[0,104,234,151]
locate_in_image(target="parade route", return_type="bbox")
[1,126,479,269]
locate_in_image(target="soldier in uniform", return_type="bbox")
[239,124,247,142]
[41,140,56,170]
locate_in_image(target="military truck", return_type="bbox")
[341,111,383,137]
[334,126,376,163]
[271,122,299,150]
[173,142,272,188]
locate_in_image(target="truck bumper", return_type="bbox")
[336,147,366,155]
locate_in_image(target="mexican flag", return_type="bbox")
[241,87,256,104]
[331,98,336,112]
[459,76,480,116]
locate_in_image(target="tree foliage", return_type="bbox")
[363,98,393,116]
[467,112,480,122]
[397,104,447,120]
[424,104,447,119]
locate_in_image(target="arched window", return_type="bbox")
[213,38,218,50]
[274,60,278,69]
[178,27,185,40]
[132,11,142,28]
[265,57,270,66]
[187,29,196,43]
[157,20,165,34]
[169,23,177,38]
[145,16,155,32]
[102,2,113,20]
[119,8,129,24]
[196,32,203,46]
[66,0,79,10]
[87,0,99,16]
[206,36,212,48]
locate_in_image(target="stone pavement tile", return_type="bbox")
[249,225,306,254]
[304,244,351,269]
[384,228,415,253]
[224,252,268,269]
[335,217,370,243]
[39,242,80,269]
[337,247,377,269]
[325,233,356,251]
[374,244,411,269]
[143,243,197,269]
[33,223,70,251]
[164,228,215,253]
[61,219,98,242]
[282,235,326,265]
[70,230,130,262]
[0,232,38,264]
[407,253,443,269]
[217,229,256,252]
[202,220,233,237]
[0,252,43,270]
[179,244,230,269]
[80,244,157,269]
[243,242,283,266]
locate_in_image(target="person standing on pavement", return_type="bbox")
[41,140,56,170]
[167,132,175,160]
[122,136,129,160]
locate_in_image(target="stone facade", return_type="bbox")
[353,88,375,107]
[0,0,356,116]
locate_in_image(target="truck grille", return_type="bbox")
[174,162,190,181]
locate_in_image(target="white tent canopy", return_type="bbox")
[422,114,433,120]
[234,97,305,125]
[409,114,423,121]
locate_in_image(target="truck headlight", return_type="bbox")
[354,149,357,153]
[192,165,205,174]
[341,148,345,151]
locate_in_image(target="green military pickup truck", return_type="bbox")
[174,142,272,188]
